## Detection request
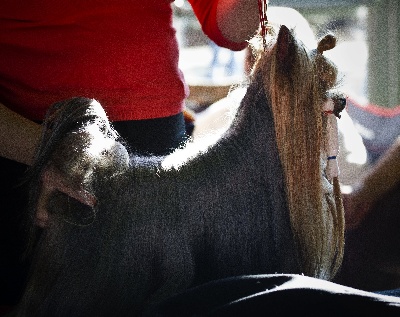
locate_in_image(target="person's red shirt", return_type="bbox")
[0,0,246,122]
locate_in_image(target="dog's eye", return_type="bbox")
[338,97,346,107]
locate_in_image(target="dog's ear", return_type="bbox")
[317,34,337,54]
[276,25,296,75]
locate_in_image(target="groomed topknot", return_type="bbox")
[317,33,337,54]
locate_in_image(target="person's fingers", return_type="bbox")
[35,180,52,227]
[70,187,97,207]
[42,166,97,207]
[35,166,97,227]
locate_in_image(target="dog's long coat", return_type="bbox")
[17,26,343,316]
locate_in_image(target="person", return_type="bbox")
[343,136,400,229]
[335,136,400,292]
[0,0,260,308]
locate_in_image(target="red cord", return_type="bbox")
[257,0,269,50]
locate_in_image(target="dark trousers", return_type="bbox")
[146,274,400,317]
[113,112,188,156]
[0,157,30,306]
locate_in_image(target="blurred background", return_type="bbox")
[174,0,399,185]
[174,0,374,107]
[173,0,398,109]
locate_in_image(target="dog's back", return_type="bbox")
[17,81,298,317]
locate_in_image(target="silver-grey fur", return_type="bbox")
[17,26,336,316]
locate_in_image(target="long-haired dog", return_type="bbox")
[17,25,345,316]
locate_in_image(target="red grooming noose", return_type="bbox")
[257,0,270,50]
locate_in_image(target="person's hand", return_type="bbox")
[342,185,373,230]
[36,165,97,227]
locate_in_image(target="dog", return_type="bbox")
[17,25,345,316]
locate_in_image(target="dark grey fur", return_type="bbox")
[17,55,301,317]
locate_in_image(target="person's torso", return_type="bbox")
[0,0,187,121]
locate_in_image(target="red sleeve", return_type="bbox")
[188,0,247,51]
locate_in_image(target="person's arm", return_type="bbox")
[216,0,260,44]
[0,102,42,165]
[189,0,260,50]
[344,137,400,229]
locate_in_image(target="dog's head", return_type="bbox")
[250,25,345,280]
